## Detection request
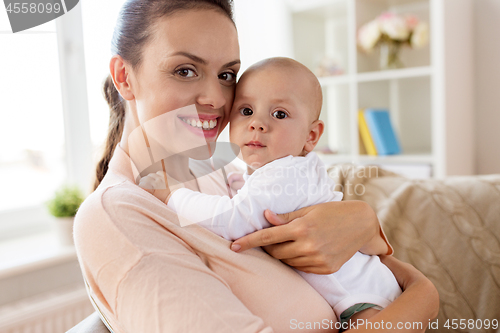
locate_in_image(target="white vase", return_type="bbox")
[51,217,75,247]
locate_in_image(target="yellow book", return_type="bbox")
[358,110,378,156]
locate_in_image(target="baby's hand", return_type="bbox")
[139,171,167,190]
[227,172,245,192]
[138,171,171,203]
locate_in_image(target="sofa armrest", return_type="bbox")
[66,312,110,333]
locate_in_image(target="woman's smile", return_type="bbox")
[180,117,218,130]
[178,115,220,140]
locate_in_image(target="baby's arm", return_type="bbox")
[167,185,273,241]
[138,171,273,240]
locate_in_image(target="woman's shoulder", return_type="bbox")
[77,177,143,221]
[74,178,147,256]
[74,175,196,309]
[74,173,177,258]
[73,179,147,304]
[76,176,176,236]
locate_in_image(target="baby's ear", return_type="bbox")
[303,120,324,153]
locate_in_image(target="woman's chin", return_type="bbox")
[178,142,217,160]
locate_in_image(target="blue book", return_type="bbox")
[363,109,401,155]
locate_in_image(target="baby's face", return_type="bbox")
[229,66,315,172]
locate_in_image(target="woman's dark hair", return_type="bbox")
[94,0,235,190]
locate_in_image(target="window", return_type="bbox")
[0,12,66,237]
[0,27,65,211]
[0,4,92,240]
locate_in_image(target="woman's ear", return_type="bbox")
[110,55,135,101]
[303,120,324,153]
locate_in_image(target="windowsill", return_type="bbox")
[0,231,77,280]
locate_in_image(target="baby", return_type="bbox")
[139,57,401,325]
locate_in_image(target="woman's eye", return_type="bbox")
[175,68,197,78]
[239,107,253,116]
[219,72,236,83]
[272,110,288,119]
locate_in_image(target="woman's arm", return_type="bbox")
[346,255,440,332]
[231,201,389,274]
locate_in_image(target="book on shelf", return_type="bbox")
[359,109,401,155]
[358,110,377,156]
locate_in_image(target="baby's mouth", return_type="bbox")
[180,117,218,130]
[245,140,266,148]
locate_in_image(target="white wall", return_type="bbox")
[233,0,294,73]
[218,0,293,142]
[474,0,500,175]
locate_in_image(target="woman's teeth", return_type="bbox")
[181,118,217,130]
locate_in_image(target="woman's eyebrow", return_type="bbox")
[170,51,207,65]
[168,52,240,69]
[223,60,241,68]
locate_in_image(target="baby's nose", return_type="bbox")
[250,124,265,131]
[249,118,267,132]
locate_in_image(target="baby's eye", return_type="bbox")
[272,110,288,119]
[219,72,236,84]
[175,67,197,78]
[239,107,253,116]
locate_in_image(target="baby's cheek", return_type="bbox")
[279,137,302,156]
[228,120,243,141]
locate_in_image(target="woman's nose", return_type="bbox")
[197,77,226,109]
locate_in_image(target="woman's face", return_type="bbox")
[127,9,240,157]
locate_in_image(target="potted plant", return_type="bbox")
[46,185,85,246]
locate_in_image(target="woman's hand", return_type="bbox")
[230,200,388,274]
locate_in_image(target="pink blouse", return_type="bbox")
[74,146,338,332]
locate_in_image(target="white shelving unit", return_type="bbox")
[289,0,474,178]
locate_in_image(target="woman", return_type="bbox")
[74,0,438,332]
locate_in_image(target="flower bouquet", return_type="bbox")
[357,12,429,70]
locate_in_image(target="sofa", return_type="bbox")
[329,164,500,332]
[68,165,500,332]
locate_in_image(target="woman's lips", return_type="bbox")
[178,116,220,140]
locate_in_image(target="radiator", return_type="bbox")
[0,286,94,333]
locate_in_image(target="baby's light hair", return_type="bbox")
[239,57,323,121]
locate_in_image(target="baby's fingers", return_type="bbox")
[138,178,155,193]
[139,173,164,190]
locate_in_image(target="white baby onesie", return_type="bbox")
[167,152,401,318]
